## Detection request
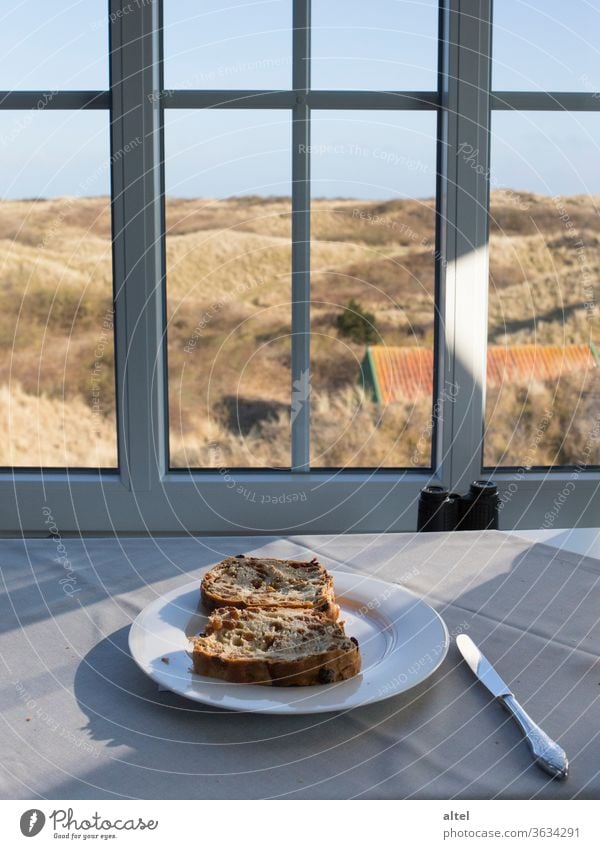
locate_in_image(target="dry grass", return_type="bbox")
[1,191,598,468]
[484,374,599,467]
[170,386,433,469]
[0,382,116,467]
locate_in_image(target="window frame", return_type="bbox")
[0,0,598,534]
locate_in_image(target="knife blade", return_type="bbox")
[456,634,569,780]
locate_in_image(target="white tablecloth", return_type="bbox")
[0,531,598,799]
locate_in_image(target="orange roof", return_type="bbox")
[363,344,598,403]
[486,344,597,386]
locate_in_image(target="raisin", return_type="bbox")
[318,667,334,684]
[350,636,359,647]
[235,553,245,558]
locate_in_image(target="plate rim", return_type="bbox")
[128,568,449,715]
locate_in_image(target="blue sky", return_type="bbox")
[1,1,600,199]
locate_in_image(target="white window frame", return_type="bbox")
[0,0,598,534]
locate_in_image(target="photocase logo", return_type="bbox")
[19,810,45,837]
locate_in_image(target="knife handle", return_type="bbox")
[501,694,569,780]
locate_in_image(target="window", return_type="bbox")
[0,1,109,90]
[164,109,292,469]
[1,0,598,534]
[492,1,600,92]
[485,112,600,470]
[310,110,438,468]
[164,0,292,90]
[0,111,116,468]
[311,0,439,91]
[0,2,116,475]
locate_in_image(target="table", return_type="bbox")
[0,531,598,799]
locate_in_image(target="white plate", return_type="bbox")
[129,569,449,714]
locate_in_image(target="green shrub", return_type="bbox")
[336,299,377,344]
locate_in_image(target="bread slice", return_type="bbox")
[190,606,361,686]
[201,555,339,620]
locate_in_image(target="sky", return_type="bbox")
[1,1,600,200]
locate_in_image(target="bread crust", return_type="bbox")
[201,556,340,621]
[191,646,361,686]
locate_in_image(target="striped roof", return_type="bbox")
[362,344,599,404]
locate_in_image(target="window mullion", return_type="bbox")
[437,0,493,491]
[491,91,600,111]
[110,0,167,493]
[291,0,311,473]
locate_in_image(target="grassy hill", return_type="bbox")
[0,192,597,467]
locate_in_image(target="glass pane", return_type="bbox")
[485,112,600,468]
[0,1,108,89]
[311,110,438,467]
[0,111,117,467]
[165,110,292,468]
[312,0,439,91]
[164,0,292,90]
[493,0,600,91]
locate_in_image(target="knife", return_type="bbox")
[456,634,568,780]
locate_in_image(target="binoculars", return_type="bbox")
[417,480,499,532]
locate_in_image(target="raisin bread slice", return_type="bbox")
[201,555,339,620]
[190,606,361,686]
